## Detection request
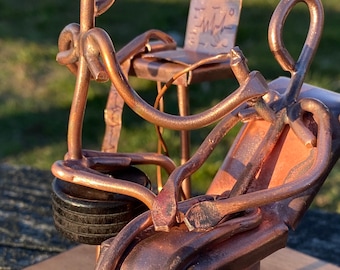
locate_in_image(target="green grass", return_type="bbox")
[1,0,340,212]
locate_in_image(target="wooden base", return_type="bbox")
[24,245,339,270]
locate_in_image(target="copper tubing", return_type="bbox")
[268,0,324,105]
[227,110,286,198]
[81,27,268,131]
[116,29,176,64]
[65,0,95,159]
[95,212,153,270]
[57,27,176,77]
[177,85,191,199]
[54,0,180,211]
[57,28,177,159]
[58,19,268,160]
[67,58,91,159]
[151,112,241,231]
[51,150,177,210]
[56,23,80,75]
[184,98,332,229]
[96,197,208,270]
[95,200,261,270]
[166,208,262,270]
[52,160,156,209]
[81,150,177,175]
[287,101,317,147]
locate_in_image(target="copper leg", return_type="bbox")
[177,84,191,198]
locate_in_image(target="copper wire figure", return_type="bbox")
[51,0,340,269]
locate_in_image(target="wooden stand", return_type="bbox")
[24,245,339,270]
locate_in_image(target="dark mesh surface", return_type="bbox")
[287,209,340,266]
[0,164,75,270]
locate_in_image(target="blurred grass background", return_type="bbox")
[0,0,340,212]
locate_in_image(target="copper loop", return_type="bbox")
[56,23,80,75]
[268,0,324,104]
[268,0,323,73]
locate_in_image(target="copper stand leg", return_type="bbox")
[177,85,191,198]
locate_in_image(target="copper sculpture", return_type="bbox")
[51,0,340,269]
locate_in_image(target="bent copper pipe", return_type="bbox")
[116,29,176,64]
[81,27,268,131]
[166,208,262,270]
[268,0,324,105]
[67,56,91,159]
[287,101,317,147]
[56,23,80,75]
[80,150,177,175]
[52,160,157,209]
[97,199,195,270]
[57,0,120,78]
[96,212,153,270]
[157,106,285,232]
[64,0,96,159]
[58,27,177,157]
[52,150,177,210]
[95,197,261,270]
[62,23,267,159]
[184,98,331,229]
[57,24,175,78]
[151,112,241,231]
[183,0,325,230]
[227,109,286,199]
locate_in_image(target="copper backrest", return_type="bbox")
[141,0,242,66]
[184,0,242,54]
